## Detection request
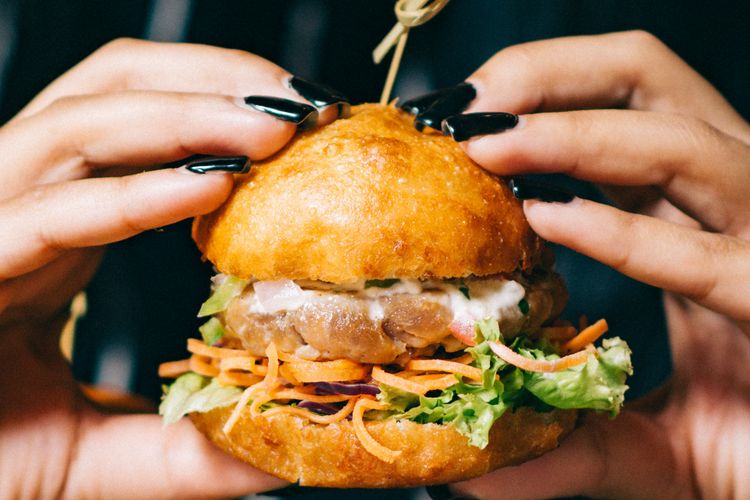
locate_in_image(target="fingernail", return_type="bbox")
[441,112,518,142]
[289,76,351,118]
[243,95,318,130]
[425,484,474,500]
[184,155,250,174]
[400,85,467,115]
[510,177,575,203]
[414,82,476,131]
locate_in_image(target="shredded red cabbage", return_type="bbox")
[313,381,380,396]
[297,400,341,415]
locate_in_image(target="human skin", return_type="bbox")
[445,31,750,499]
[0,38,355,499]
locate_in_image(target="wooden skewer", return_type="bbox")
[379,30,409,105]
[374,0,450,104]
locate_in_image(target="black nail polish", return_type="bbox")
[441,112,518,142]
[289,76,351,118]
[400,85,465,115]
[414,82,476,131]
[510,177,575,203]
[184,155,250,174]
[243,95,318,130]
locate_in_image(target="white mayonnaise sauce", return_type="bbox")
[240,276,526,324]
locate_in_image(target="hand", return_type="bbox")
[0,39,348,498]
[412,31,750,498]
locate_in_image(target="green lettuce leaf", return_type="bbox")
[197,276,249,317]
[198,317,225,345]
[522,337,633,416]
[377,319,633,449]
[378,318,518,449]
[159,373,241,425]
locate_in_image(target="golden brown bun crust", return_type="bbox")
[193,104,541,283]
[190,406,576,488]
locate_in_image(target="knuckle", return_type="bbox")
[491,44,536,81]
[668,114,723,163]
[619,30,665,52]
[609,211,639,271]
[479,43,541,109]
[114,178,152,234]
[558,112,592,176]
[96,37,145,57]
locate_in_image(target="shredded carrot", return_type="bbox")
[217,371,263,387]
[263,342,280,390]
[219,356,260,372]
[539,325,577,341]
[371,366,428,395]
[352,398,401,463]
[158,359,190,378]
[488,341,590,373]
[250,391,275,417]
[452,353,475,365]
[223,384,260,434]
[408,373,459,391]
[280,359,369,383]
[561,319,608,353]
[272,389,352,404]
[277,350,302,363]
[262,398,356,424]
[187,338,250,359]
[189,356,219,377]
[405,359,483,381]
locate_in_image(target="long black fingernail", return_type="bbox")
[425,484,474,500]
[184,155,250,174]
[400,85,467,115]
[415,82,476,131]
[442,112,518,141]
[510,177,575,203]
[243,95,318,130]
[289,76,351,118]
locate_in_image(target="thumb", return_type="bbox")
[65,412,287,499]
[451,411,687,499]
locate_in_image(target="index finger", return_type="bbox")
[17,39,347,125]
[466,31,750,142]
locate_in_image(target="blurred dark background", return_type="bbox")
[2,1,749,498]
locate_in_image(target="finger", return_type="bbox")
[0,90,299,197]
[17,39,345,124]
[522,197,750,321]
[65,413,287,499]
[457,109,750,235]
[452,412,688,499]
[0,168,233,280]
[465,31,750,142]
[0,249,102,322]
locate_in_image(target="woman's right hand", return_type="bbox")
[0,39,347,499]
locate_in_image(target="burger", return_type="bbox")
[158,104,632,488]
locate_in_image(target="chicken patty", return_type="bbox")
[220,273,566,364]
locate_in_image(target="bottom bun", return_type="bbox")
[190,406,577,488]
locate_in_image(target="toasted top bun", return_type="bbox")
[191,405,576,488]
[193,104,541,283]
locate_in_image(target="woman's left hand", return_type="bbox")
[407,31,750,499]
